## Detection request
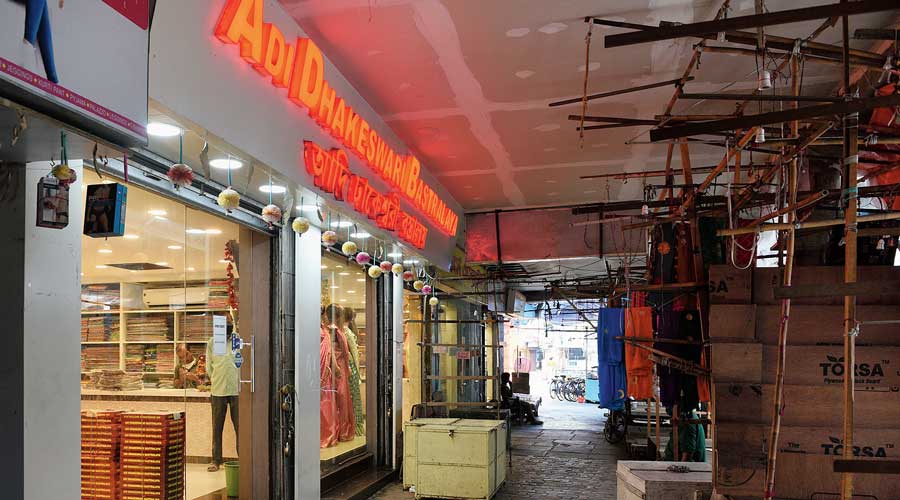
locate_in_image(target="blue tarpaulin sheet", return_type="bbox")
[597,308,627,411]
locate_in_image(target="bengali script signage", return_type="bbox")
[214,0,458,236]
[303,141,428,249]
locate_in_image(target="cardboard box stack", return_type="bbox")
[120,412,185,500]
[81,410,123,500]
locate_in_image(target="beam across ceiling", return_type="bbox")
[603,0,900,48]
[549,77,693,107]
[649,93,900,141]
[679,92,844,103]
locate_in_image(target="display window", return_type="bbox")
[80,168,267,499]
[319,250,370,473]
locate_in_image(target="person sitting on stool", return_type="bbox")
[500,372,542,425]
[663,408,705,462]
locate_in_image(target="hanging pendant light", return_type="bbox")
[755,127,766,144]
[757,69,772,90]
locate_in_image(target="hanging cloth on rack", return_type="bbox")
[655,308,702,410]
[597,308,626,411]
[624,307,654,400]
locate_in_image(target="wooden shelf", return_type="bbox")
[82,341,119,345]
[125,340,174,344]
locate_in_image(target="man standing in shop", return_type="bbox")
[174,345,206,389]
[206,325,240,472]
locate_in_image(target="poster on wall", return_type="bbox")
[0,0,149,145]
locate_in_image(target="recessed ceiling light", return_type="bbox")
[387,252,402,258]
[514,70,535,79]
[146,122,182,137]
[148,209,167,216]
[350,232,370,238]
[505,27,530,38]
[404,260,419,265]
[219,259,230,264]
[210,158,243,170]
[186,228,206,234]
[347,290,356,294]
[101,180,115,185]
[297,204,319,212]
[534,123,560,132]
[331,285,340,289]
[129,270,137,273]
[98,249,113,254]
[123,234,139,240]
[538,22,568,35]
[357,278,366,282]
[339,272,350,276]
[186,267,196,271]
[167,245,183,250]
[339,298,347,302]
[335,265,343,269]
[577,62,603,73]
[205,228,222,235]
[154,262,168,266]
[95,265,108,269]
[155,216,168,221]
[259,184,286,194]
[321,265,328,269]
[330,221,352,228]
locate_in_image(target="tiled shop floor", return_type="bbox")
[369,414,627,500]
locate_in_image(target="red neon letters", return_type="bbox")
[303,141,428,249]
[215,0,458,237]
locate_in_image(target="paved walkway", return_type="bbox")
[370,398,626,500]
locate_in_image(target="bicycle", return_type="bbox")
[549,375,566,400]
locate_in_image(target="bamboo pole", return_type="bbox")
[840,4,859,496]
[763,52,802,500]
[579,23,593,142]
[747,189,829,226]
[716,211,900,236]
[661,1,733,117]
[673,403,680,461]
[681,128,758,212]
[655,398,662,459]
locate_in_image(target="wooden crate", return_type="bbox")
[617,461,712,500]
[711,343,762,383]
[708,266,751,304]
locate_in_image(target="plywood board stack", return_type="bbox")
[81,410,123,500]
[708,265,900,499]
[120,412,186,500]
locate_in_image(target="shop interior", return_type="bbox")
[80,168,246,499]
[320,250,370,473]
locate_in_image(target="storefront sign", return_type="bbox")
[0,1,149,144]
[214,0,458,237]
[304,141,428,249]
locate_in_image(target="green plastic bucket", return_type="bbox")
[224,461,240,497]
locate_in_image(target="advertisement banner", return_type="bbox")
[0,0,149,145]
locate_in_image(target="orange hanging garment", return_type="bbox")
[624,307,654,400]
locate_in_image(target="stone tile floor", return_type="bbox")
[370,398,626,500]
